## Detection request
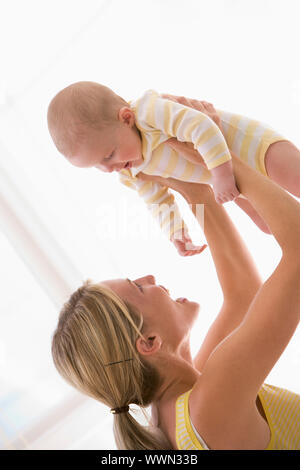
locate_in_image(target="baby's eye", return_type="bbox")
[104,151,114,162]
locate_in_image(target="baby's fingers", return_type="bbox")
[182,244,207,256]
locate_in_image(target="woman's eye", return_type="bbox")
[135,282,143,293]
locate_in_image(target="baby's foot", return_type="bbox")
[212,178,240,204]
[211,161,240,204]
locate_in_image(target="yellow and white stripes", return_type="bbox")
[176,390,205,450]
[218,110,286,176]
[119,170,187,238]
[259,384,300,450]
[176,384,300,450]
[133,90,231,171]
[119,90,287,240]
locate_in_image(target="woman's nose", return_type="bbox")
[135,275,156,285]
[146,275,156,284]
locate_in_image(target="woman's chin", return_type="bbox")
[176,297,200,313]
[191,301,201,313]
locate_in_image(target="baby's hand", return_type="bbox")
[171,229,207,257]
[211,160,240,204]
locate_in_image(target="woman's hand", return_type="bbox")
[138,170,213,205]
[161,94,223,133]
[161,94,241,205]
[167,138,207,168]
[160,95,224,170]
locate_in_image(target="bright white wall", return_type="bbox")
[0,0,299,449]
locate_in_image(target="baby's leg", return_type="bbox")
[234,196,271,234]
[265,140,300,198]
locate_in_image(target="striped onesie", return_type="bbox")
[119,89,286,240]
[176,383,300,450]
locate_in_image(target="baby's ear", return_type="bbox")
[118,107,135,126]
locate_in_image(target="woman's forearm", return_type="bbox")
[231,152,300,254]
[187,186,262,303]
[163,95,300,255]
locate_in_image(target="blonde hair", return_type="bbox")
[51,279,172,450]
[47,81,127,156]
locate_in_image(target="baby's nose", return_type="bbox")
[97,166,113,173]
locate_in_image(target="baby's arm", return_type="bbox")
[152,92,240,203]
[119,171,205,256]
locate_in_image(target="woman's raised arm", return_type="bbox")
[138,172,262,371]
[149,95,263,308]
[187,184,263,371]
[191,152,300,431]
[139,93,264,371]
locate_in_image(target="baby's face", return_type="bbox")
[67,109,143,173]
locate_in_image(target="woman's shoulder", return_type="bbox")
[187,377,271,449]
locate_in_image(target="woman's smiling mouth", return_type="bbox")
[158,285,187,303]
[159,285,170,295]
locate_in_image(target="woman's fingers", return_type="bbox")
[138,172,190,196]
[138,171,212,206]
[201,100,213,108]
[177,96,204,110]
[138,172,175,186]
[167,137,193,151]
[162,94,206,112]
[191,99,206,111]
[139,137,207,170]
[162,94,222,133]
[166,138,207,168]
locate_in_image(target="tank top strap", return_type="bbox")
[175,389,209,450]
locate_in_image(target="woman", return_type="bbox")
[51,100,300,450]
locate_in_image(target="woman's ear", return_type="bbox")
[136,334,162,357]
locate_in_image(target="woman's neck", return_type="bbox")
[153,354,200,405]
[150,356,200,431]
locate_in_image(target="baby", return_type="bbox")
[47,81,300,256]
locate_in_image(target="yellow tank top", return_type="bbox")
[176,383,300,450]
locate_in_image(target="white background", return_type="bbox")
[0,0,299,449]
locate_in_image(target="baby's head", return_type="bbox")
[47,81,143,172]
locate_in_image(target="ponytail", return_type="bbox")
[52,280,172,449]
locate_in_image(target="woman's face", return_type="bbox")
[100,275,200,350]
